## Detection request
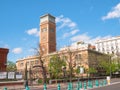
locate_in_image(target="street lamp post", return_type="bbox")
[110,55,116,78]
[115,52,120,77]
[109,55,112,78]
[24,62,28,88]
[62,66,66,82]
[49,69,52,80]
[29,66,32,86]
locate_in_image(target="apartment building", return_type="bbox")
[95,36,120,55]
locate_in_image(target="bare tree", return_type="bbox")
[60,47,77,82]
[34,44,47,84]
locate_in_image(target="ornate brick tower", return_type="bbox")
[0,48,9,71]
[40,14,56,55]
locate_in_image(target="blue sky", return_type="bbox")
[0,0,120,62]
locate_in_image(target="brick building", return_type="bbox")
[0,48,9,71]
[16,14,109,79]
[40,14,56,55]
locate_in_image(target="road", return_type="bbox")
[30,82,120,90]
[1,78,120,90]
[91,82,120,90]
[30,78,120,90]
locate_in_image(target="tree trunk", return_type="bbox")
[40,61,47,84]
[42,67,47,84]
[70,67,72,82]
[69,59,73,82]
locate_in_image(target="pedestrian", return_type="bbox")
[24,80,28,88]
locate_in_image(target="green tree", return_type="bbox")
[6,61,16,71]
[75,66,80,74]
[99,56,118,75]
[48,55,66,79]
[86,67,97,77]
[117,57,120,71]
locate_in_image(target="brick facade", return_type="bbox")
[40,14,56,55]
[0,48,9,71]
[16,14,109,79]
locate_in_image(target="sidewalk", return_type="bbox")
[0,78,120,90]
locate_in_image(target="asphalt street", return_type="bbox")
[31,83,120,90]
[29,78,120,90]
[91,82,120,90]
[0,78,120,90]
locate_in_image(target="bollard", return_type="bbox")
[88,80,91,88]
[67,82,73,90]
[44,83,47,90]
[76,82,80,90]
[88,80,93,88]
[84,81,87,90]
[95,80,99,87]
[103,80,107,86]
[4,87,7,90]
[25,86,30,90]
[90,81,93,88]
[100,81,103,87]
[70,82,73,90]
[57,83,60,90]
[79,81,82,89]
[67,83,71,90]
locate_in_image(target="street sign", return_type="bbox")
[0,72,7,79]
[16,74,22,79]
[8,72,15,79]
[80,67,84,74]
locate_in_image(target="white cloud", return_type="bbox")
[28,48,35,53]
[63,29,79,38]
[12,48,22,54]
[56,15,64,23]
[70,33,112,45]
[70,33,91,42]
[69,22,76,28]
[0,41,9,48]
[63,33,69,38]
[56,15,77,30]
[56,15,80,38]
[89,35,112,45]
[102,3,120,20]
[26,28,39,37]
[71,29,79,35]
[3,44,9,48]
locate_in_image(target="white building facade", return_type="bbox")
[95,36,120,55]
